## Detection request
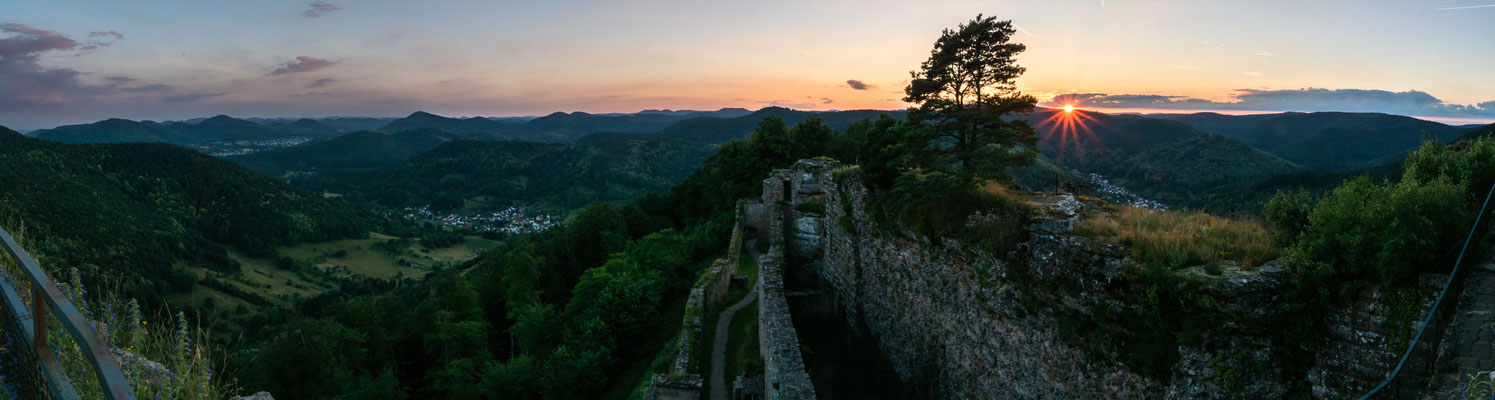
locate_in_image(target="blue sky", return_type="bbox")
[2,0,1493,130]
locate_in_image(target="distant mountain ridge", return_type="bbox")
[1152,111,1470,170]
[376,108,763,142]
[230,128,455,174]
[30,114,334,145]
[582,106,908,144]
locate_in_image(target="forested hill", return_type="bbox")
[31,114,285,145]
[229,128,455,175]
[1153,111,1470,170]
[1457,122,1495,141]
[285,137,715,213]
[0,125,368,304]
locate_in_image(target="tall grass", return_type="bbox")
[0,225,232,399]
[1078,206,1278,270]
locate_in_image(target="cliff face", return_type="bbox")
[814,165,1168,397]
[757,159,1449,399]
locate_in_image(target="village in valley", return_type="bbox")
[198,137,316,157]
[398,205,560,235]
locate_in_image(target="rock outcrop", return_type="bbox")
[229,392,274,400]
[745,159,1470,399]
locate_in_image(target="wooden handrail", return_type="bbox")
[0,226,136,400]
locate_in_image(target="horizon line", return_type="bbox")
[14,106,1495,132]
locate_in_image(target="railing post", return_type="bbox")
[2,225,136,399]
[33,284,48,352]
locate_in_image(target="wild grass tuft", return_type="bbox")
[1078,206,1278,270]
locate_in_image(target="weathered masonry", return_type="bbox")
[742,162,822,400]
[755,158,1495,399]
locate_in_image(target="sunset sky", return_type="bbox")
[3,0,1493,130]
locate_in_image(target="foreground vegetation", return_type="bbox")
[1266,136,1494,364]
[0,232,229,400]
[1067,136,1495,386]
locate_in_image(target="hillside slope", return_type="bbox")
[292,137,714,212]
[0,125,368,303]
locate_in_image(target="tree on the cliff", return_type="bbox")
[903,14,1038,183]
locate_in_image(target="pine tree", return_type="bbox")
[904,14,1038,183]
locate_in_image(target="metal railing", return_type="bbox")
[0,226,136,400]
[1359,182,1495,399]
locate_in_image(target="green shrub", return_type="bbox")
[1402,136,1495,202]
[872,172,1032,251]
[1287,176,1467,295]
[1263,189,1315,243]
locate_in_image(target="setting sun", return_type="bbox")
[1062,104,1075,113]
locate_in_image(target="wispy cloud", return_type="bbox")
[89,31,123,40]
[303,1,342,17]
[1241,71,1264,77]
[306,78,336,88]
[124,83,172,93]
[1170,64,1208,71]
[77,30,124,50]
[845,79,874,90]
[164,92,226,103]
[1013,25,1038,39]
[1,23,90,107]
[820,97,833,104]
[1435,4,1495,10]
[1043,88,1495,118]
[1252,50,1273,56]
[267,56,338,76]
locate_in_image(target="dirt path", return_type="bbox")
[709,240,763,400]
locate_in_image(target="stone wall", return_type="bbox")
[1306,276,1443,398]
[646,207,748,399]
[752,162,820,399]
[703,209,745,310]
[646,285,705,400]
[816,167,1163,397]
[757,244,816,399]
[787,159,1448,398]
[728,159,1473,398]
[743,200,771,244]
[1425,268,1495,398]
